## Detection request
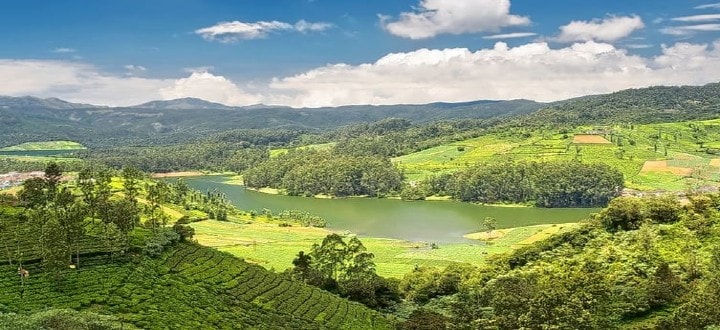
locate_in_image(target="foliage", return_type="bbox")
[290,234,401,310]
[244,149,403,197]
[398,193,720,329]
[0,309,130,330]
[0,243,391,329]
[425,160,624,207]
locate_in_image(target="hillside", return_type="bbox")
[0,242,390,329]
[411,194,720,329]
[515,82,720,127]
[394,118,720,193]
[0,168,391,329]
[0,96,543,148]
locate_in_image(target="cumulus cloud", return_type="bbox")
[0,62,258,107]
[695,3,720,10]
[483,32,537,40]
[266,40,720,107]
[196,20,332,42]
[159,71,261,105]
[661,23,720,36]
[672,14,720,22]
[555,15,645,43]
[3,40,720,108]
[381,0,529,39]
[0,60,169,106]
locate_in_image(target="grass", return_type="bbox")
[393,120,720,192]
[189,220,580,279]
[270,143,337,158]
[0,141,86,151]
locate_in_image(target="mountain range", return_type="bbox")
[2,82,720,148]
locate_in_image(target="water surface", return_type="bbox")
[183,175,597,243]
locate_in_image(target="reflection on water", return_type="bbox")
[182,176,597,243]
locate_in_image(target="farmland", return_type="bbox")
[0,242,390,329]
[189,219,579,278]
[394,119,720,191]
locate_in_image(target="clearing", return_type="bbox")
[572,134,612,144]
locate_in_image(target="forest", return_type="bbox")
[412,160,624,207]
[243,149,404,197]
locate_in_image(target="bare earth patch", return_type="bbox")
[710,159,720,167]
[640,160,693,176]
[572,134,612,144]
[151,171,205,178]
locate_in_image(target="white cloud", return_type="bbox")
[52,48,76,53]
[0,60,169,106]
[124,65,147,76]
[266,40,720,107]
[555,15,645,43]
[672,14,720,22]
[483,32,537,40]
[159,71,261,106]
[3,40,720,108]
[381,0,530,39]
[294,20,334,33]
[196,20,332,42]
[661,23,720,36]
[695,3,720,9]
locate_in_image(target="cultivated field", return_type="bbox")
[190,220,579,278]
[572,135,612,144]
[393,120,720,192]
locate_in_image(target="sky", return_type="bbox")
[1,0,720,107]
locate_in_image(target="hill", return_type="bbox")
[0,242,390,329]
[0,96,543,148]
[515,82,720,127]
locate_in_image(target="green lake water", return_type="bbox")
[182,176,598,243]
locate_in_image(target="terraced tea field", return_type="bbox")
[0,243,390,329]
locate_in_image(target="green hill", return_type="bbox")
[394,118,720,192]
[0,241,391,329]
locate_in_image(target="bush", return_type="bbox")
[143,229,181,257]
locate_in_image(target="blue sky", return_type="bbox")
[1,0,720,107]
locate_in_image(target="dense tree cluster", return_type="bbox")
[289,234,400,310]
[243,149,403,197]
[395,194,720,329]
[82,142,269,173]
[418,160,624,207]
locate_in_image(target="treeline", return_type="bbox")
[395,194,720,329]
[507,82,720,130]
[243,149,403,197]
[0,158,84,174]
[329,118,493,158]
[81,143,269,173]
[411,160,623,207]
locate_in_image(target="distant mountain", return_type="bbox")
[0,96,101,110]
[0,96,545,148]
[135,97,236,110]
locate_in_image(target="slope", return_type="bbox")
[0,242,391,329]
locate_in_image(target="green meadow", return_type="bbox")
[393,119,720,191]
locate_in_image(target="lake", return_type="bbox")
[182,175,598,243]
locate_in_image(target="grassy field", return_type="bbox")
[393,120,720,191]
[189,220,579,278]
[0,140,85,151]
[270,142,336,158]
